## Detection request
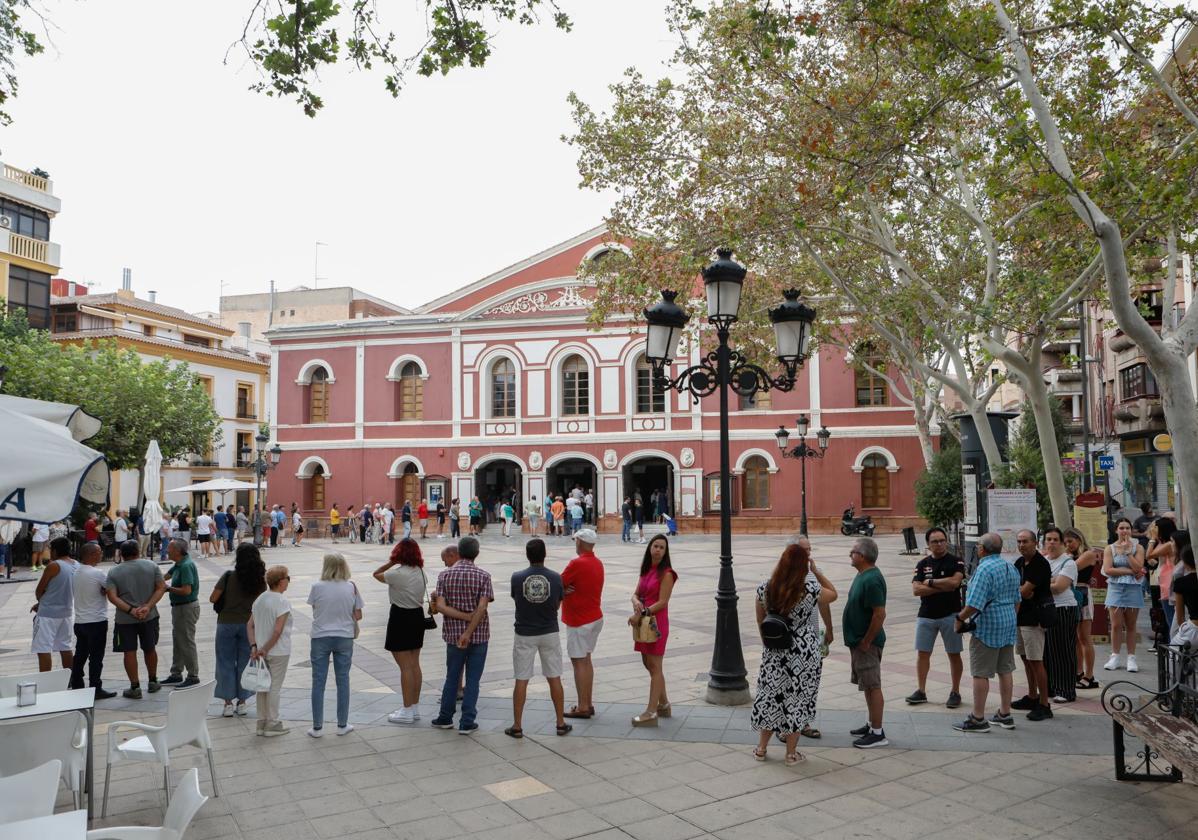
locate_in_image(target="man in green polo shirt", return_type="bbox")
[162,538,201,688]
[844,537,888,748]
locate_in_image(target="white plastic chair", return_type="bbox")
[102,680,220,818]
[0,669,71,697]
[0,712,87,808]
[0,759,62,823]
[88,768,208,840]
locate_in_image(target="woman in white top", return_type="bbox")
[373,538,430,725]
[248,565,294,736]
[1042,527,1079,703]
[307,553,364,737]
[292,510,305,547]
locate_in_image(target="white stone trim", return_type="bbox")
[295,455,332,478]
[851,445,901,473]
[295,358,335,384]
[548,342,599,420]
[581,241,632,263]
[733,448,780,475]
[385,354,431,380]
[386,455,426,478]
[476,347,523,421]
[542,450,604,472]
[617,449,681,471]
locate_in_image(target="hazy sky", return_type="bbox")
[1,1,674,312]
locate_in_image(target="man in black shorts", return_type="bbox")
[105,540,167,698]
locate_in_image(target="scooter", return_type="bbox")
[841,505,876,537]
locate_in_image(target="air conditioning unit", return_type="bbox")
[0,216,10,229]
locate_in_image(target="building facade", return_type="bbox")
[0,161,62,329]
[218,286,409,342]
[50,288,270,513]
[268,228,929,533]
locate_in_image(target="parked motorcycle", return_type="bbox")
[840,505,876,537]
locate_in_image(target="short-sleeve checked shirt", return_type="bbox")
[965,553,1021,649]
[435,559,494,645]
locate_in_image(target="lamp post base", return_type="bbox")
[704,682,751,706]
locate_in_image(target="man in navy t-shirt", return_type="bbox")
[506,538,569,737]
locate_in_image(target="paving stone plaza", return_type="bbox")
[2,533,1196,839]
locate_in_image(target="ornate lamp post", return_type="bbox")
[240,432,282,546]
[643,249,816,704]
[775,415,831,536]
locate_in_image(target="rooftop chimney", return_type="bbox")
[148,290,157,303]
[121,268,132,291]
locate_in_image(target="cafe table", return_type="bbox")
[0,688,96,817]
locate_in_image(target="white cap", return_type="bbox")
[572,528,598,544]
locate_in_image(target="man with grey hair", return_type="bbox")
[161,538,201,687]
[431,536,494,734]
[844,537,888,747]
[952,532,1021,732]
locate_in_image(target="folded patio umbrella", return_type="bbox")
[0,403,109,523]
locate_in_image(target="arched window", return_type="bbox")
[561,354,590,416]
[307,367,329,423]
[395,361,423,420]
[861,453,891,508]
[635,354,665,414]
[742,455,771,509]
[490,359,516,418]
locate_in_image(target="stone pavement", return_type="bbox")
[2,533,1196,838]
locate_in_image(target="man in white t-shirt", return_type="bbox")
[30,521,50,572]
[195,510,215,557]
[114,511,130,543]
[69,542,117,698]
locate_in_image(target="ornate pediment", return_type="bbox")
[483,286,589,316]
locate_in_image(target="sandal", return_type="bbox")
[753,747,767,761]
[785,751,804,766]
[564,706,595,719]
[657,703,672,718]
[801,725,821,739]
[503,727,523,739]
[632,712,658,727]
[556,723,573,736]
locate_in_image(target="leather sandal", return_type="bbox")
[503,727,523,739]
[631,712,658,727]
[556,723,573,736]
[564,706,595,719]
[657,703,672,718]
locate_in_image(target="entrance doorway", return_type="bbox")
[623,457,674,520]
[474,459,522,524]
[546,459,597,506]
[395,463,420,507]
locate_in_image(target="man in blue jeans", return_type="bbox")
[432,536,494,734]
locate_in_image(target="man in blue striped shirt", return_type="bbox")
[953,532,1022,733]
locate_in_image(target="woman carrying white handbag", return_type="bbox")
[247,566,295,736]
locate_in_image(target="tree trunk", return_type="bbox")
[914,403,936,467]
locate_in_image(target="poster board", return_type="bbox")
[986,489,1038,558]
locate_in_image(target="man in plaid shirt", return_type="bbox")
[953,532,1022,733]
[432,536,494,734]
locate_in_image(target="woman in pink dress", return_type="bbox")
[629,535,678,726]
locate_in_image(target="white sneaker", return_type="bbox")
[1126,655,1138,673]
[388,708,416,725]
[1104,654,1121,671]
[306,727,323,738]
[336,724,354,736]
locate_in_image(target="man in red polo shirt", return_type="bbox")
[562,528,604,718]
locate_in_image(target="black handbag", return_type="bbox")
[421,569,437,630]
[1037,599,1058,629]
[212,570,230,614]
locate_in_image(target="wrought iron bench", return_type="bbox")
[1100,641,1198,782]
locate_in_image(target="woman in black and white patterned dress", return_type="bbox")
[751,541,838,764]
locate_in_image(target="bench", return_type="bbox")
[1101,641,1198,782]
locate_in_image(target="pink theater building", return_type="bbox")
[268,227,929,533]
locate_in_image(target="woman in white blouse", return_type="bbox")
[307,553,364,737]
[248,565,294,736]
[373,538,430,725]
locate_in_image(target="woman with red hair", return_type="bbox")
[374,537,431,725]
[751,540,838,764]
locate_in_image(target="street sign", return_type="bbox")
[1098,455,1115,471]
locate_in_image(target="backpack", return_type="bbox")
[760,586,795,650]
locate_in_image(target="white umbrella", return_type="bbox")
[0,393,102,442]
[166,478,260,507]
[141,440,165,533]
[0,403,109,523]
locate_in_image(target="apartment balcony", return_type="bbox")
[1109,331,1137,353]
[188,457,219,467]
[1046,367,1083,397]
[235,403,258,421]
[0,229,61,270]
[0,161,60,215]
[1113,396,1166,437]
[1041,336,1075,355]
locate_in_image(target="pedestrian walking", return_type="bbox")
[292,509,305,546]
[906,527,965,708]
[402,500,413,540]
[374,539,429,725]
[751,540,838,762]
[506,537,570,738]
[307,553,364,737]
[621,497,632,542]
[629,535,679,727]
[502,499,515,537]
[30,536,77,672]
[210,544,267,717]
[431,536,493,734]
[562,529,604,719]
[105,540,167,698]
[634,498,646,543]
[1103,518,1145,672]
[161,538,201,688]
[952,532,1021,733]
[844,537,888,748]
[1043,527,1079,703]
[248,565,294,736]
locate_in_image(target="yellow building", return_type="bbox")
[0,160,62,328]
[50,288,271,514]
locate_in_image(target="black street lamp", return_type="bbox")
[775,415,831,536]
[643,249,817,704]
[240,432,282,547]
